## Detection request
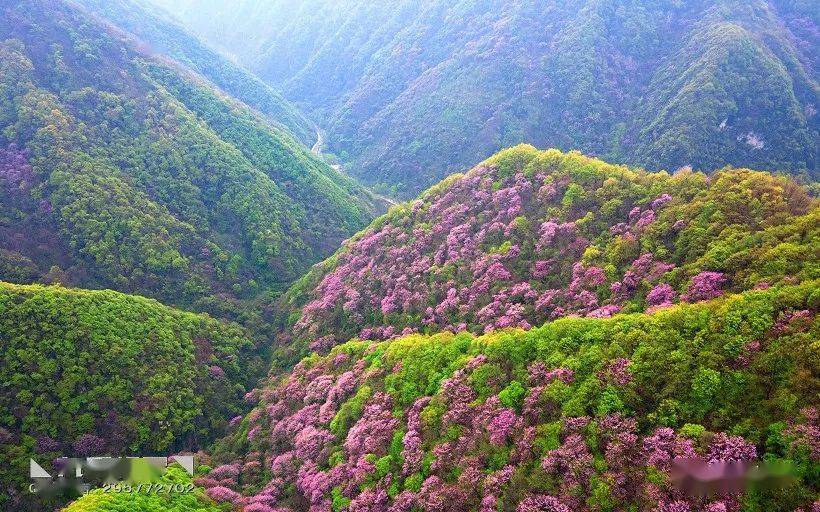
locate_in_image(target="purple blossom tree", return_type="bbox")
[683,272,727,302]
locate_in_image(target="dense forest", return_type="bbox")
[0,0,380,324]
[274,146,818,365]
[0,0,816,511]
[64,148,819,512]
[70,0,315,145]
[150,0,817,197]
[78,283,817,511]
[0,282,258,510]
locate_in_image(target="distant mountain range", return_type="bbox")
[151,0,819,197]
[71,0,315,145]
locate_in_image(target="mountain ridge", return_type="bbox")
[271,145,818,365]
[0,2,816,510]
[0,0,381,325]
[0,280,259,510]
[190,281,820,511]
[70,0,315,145]
[148,0,819,197]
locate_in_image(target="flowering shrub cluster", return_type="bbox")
[277,147,817,361]
[0,144,32,191]
[202,283,818,511]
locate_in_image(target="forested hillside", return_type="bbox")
[150,0,819,197]
[0,1,815,511]
[136,147,817,511]
[274,146,818,364]
[194,283,820,511]
[0,0,380,322]
[70,0,314,145]
[0,282,258,510]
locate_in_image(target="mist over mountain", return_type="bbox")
[71,0,315,145]
[149,0,817,197]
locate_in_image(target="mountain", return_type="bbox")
[151,147,818,511]
[197,282,820,511]
[0,1,815,511]
[70,0,315,145]
[148,0,818,197]
[0,0,381,323]
[56,147,819,512]
[0,282,258,510]
[273,146,818,364]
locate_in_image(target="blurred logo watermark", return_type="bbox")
[671,458,799,498]
[29,456,195,497]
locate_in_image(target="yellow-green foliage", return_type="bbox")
[209,282,818,511]
[0,282,256,509]
[62,467,219,512]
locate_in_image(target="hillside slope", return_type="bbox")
[274,146,818,364]
[0,0,380,322]
[0,282,258,510]
[59,139,820,509]
[148,0,818,197]
[200,283,819,511]
[70,0,314,145]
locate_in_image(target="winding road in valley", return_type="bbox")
[311,126,324,155]
[311,126,398,208]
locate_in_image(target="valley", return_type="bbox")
[0,0,816,511]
